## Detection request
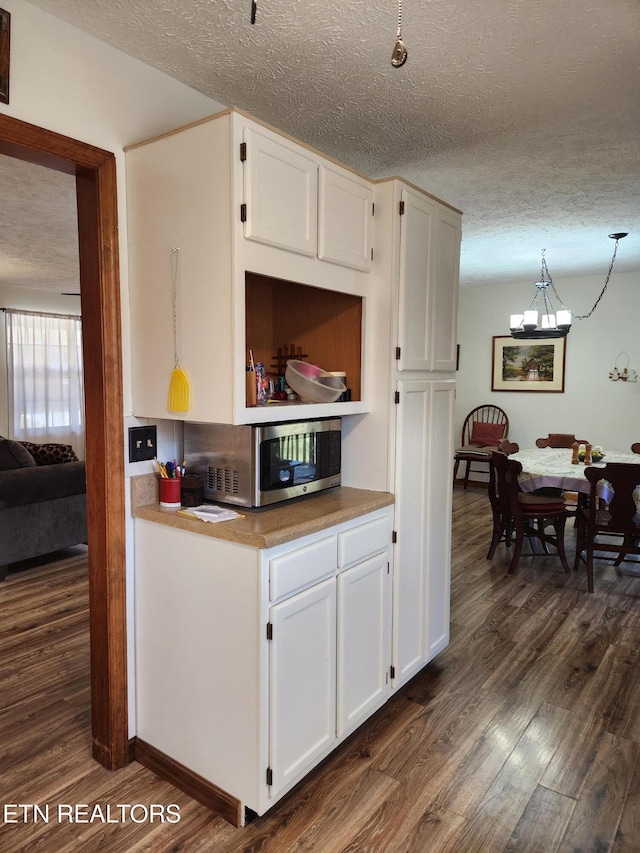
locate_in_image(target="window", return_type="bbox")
[5,309,85,459]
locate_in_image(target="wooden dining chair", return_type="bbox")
[488,451,571,576]
[486,452,514,559]
[453,405,509,488]
[535,434,590,448]
[534,434,591,516]
[498,438,520,455]
[574,462,640,593]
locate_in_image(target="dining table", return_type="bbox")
[511,446,640,503]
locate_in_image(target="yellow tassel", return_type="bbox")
[168,247,190,412]
[168,366,190,412]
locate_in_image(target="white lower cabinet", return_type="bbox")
[392,379,455,686]
[134,504,393,822]
[268,516,392,799]
[337,551,391,737]
[269,578,337,796]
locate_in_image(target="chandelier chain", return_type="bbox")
[548,237,622,321]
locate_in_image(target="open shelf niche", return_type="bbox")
[245,272,363,403]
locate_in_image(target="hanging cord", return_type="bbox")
[548,235,623,320]
[171,247,181,369]
[391,0,408,67]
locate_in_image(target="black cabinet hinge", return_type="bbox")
[387,561,390,574]
[372,202,375,216]
[266,622,273,640]
[240,203,247,222]
[390,665,396,679]
[399,200,405,215]
[394,390,400,404]
[371,247,374,261]
[240,142,247,162]
[392,530,397,544]
[395,346,401,360]
[266,767,273,786]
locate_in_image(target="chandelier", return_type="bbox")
[509,233,628,339]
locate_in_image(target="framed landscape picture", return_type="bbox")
[492,336,566,392]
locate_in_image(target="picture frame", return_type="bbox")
[0,8,9,106]
[491,335,566,392]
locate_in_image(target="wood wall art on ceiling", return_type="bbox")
[0,8,9,105]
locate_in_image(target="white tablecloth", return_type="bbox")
[511,447,640,502]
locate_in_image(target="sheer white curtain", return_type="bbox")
[5,309,85,460]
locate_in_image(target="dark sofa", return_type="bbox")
[0,438,87,580]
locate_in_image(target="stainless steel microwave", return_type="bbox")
[183,418,342,508]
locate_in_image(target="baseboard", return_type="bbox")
[133,737,242,827]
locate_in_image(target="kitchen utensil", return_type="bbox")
[285,359,347,403]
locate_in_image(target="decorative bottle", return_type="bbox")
[255,362,268,406]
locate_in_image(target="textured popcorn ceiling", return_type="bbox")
[4,0,640,294]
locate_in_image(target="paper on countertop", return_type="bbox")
[178,504,244,523]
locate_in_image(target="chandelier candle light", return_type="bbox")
[509,233,628,339]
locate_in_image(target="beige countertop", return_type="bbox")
[131,474,394,549]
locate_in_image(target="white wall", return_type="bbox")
[455,270,640,469]
[1,0,227,734]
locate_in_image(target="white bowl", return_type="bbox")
[285,360,347,404]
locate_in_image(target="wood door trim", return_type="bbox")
[0,113,128,769]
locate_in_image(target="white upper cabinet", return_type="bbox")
[243,127,373,272]
[318,165,373,272]
[126,108,375,426]
[429,205,461,372]
[396,185,461,373]
[397,188,437,371]
[242,126,318,257]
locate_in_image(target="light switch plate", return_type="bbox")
[128,425,157,462]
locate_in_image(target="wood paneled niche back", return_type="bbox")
[245,272,363,401]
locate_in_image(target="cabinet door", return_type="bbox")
[392,380,431,682]
[397,188,437,371]
[318,164,373,271]
[392,380,455,685]
[337,551,391,737]
[269,578,336,796]
[429,207,461,372]
[424,380,455,659]
[243,126,318,257]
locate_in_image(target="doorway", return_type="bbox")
[0,113,128,770]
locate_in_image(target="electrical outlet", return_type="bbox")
[128,425,157,463]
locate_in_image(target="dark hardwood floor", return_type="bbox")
[1,487,639,852]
